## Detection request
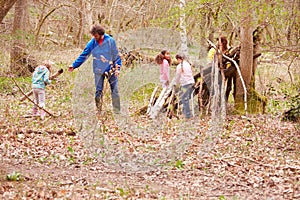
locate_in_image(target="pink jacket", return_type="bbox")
[160,59,170,87]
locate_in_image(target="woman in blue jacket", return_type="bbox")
[69,25,122,114]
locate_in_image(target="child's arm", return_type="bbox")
[162,60,169,82]
[44,69,51,86]
[175,65,181,85]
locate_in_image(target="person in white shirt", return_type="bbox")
[175,54,195,119]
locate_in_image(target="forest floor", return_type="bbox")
[0,52,299,199]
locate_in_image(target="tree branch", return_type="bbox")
[11,76,57,118]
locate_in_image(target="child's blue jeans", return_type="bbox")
[180,83,194,119]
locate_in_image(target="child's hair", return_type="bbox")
[42,60,54,72]
[155,50,171,65]
[175,53,184,60]
[175,53,185,73]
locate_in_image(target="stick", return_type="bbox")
[11,76,56,117]
[19,69,64,101]
[199,69,204,115]
[146,86,159,115]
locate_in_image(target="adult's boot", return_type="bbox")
[95,96,102,112]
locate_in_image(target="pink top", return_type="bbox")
[175,60,195,86]
[160,59,170,87]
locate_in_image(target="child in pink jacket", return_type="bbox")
[155,50,172,88]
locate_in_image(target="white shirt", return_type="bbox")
[175,60,195,86]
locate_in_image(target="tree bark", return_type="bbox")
[75,0,84,47]
[235,3,253,113]
[84,0,93,32]
[235,4,266,113]
[179,0,188,57]
[0,0,18,23]
[10,0,33,76]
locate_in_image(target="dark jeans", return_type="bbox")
[94,72,120,112]
[180,83,194,119]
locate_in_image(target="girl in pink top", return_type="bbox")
[155,50,172,88]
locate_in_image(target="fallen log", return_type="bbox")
[19,68,64,101]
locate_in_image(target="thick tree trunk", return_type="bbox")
[250,26,267,113]
[235,6,266,113]
[0,0,18,23]
[10,0,34,76]
[235,9,253,112]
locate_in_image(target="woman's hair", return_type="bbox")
[155,50,172,65]
[90,25,105,36]
[219,36,228,52]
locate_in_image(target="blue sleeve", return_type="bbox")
[110,38,122,70]
[72,39,94,69]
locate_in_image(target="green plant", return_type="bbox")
[219,195,227,200]
[175,160,185,169]
[67,146,75,163]
[6,171,22,181]
[68,146,74,154]
[117,187,129,197]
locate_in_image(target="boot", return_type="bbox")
[112,97,121,114]
[95,96,102,112]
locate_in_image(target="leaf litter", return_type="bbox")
[0,77,299,199]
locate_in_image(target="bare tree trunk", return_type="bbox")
[0,0,18,23]
[235,3,253,112]
[85,0,93,29]
[10,0,33,76]
[235,4,267,113]
[76,0,84,47]
[179,0,188,57]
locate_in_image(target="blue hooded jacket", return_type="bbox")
[72,34,122,74]
[32,65,51,89]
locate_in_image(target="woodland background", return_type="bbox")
[0,0,299,199]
